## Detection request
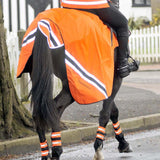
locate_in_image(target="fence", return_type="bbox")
[3,0,61,99]
[2,0,60,32]
[129,25,160,63]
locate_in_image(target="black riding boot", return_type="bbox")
[117,33,139,78]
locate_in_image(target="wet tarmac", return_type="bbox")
[10,128,160,160]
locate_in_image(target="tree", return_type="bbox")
[0,2,34,140]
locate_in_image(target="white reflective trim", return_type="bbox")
[51,133,61,138]
[22,36,35,47]
[62,0,108,6]
[113,122,120,128]
[40,143,47,148]
[41,151,49,155]
[65,50,108,99]
[40,19,62,46]
[23,28,37,41]
[115,128,122,134]
[96,134,104,139]
[38,20,64,49]
[52,141,62,145]
[98,127,105,132]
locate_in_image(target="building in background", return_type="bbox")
[1,0,158,33]
[119,0,152,20]
[1,0,160,32]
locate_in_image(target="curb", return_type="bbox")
[139,64,160,72]
[0,113,160,157]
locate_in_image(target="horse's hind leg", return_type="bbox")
[93,75,122,155]
[51,80,74,160]
[93,97,113,160]
[110,101,132,153]
[36,127,50,160]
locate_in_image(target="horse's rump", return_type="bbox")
[17,8,118,104]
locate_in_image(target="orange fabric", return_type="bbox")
[96,133,105,140]
[40,141,48,149]
[51,132,61,138]
[61,0,109,9]
[115,128,122,135]
[41,150,49,157]
[113,121,120,128]
[17,18,64,78]
[52,140,62,147]
[17,8,118,104]
[97,126,105,133]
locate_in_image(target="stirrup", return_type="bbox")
[117,58,130,78]
[128,56,140,72]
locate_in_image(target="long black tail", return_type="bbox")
[31,28,59,129]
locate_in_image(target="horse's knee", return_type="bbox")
[52,146,63,159]
[110,104,119,123]
[110,109,119,121]
[99,111,110,126]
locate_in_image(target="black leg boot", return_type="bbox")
[117,58,130,78]
[116,33,130,78]
[117,34,140,78]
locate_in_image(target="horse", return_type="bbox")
[17,8,132,160]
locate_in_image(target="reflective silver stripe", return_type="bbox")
[52,141,62,145]
[115,128,122,135]
[41,151,49,155]
[22,28,37,47]
[38,20,64,49]
[113,121,120,128]
[96,134,104,139]
[40,143,47,148]
[51,133,61,138]
[22,36,35,47]
[62,0,108,5]
[65,50,108,99]
[98,127,105,133]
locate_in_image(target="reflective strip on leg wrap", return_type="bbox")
[51,132,61,139]
[40,140,49,157]
[113,121,122,135]
[113,121,120,128]
[41,150,49,157]
[96,126,106,140]
[51,132,62,147]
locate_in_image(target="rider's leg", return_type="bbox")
[78,3,139,78]
[96,4,139,78]
[110,102,132,153]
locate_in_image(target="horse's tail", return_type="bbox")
[31,28,59,129]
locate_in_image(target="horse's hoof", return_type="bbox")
[118,142,133,153]
[93,146,104,160]
[41,155,50,160]
[50,157,59,160]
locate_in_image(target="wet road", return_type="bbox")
[11,128,160,160]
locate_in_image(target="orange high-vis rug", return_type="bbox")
[17,8,118,104]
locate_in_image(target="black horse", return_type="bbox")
[18,8,132,160]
